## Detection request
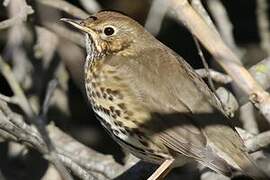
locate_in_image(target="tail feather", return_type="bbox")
[231,152,269,180]
[200,147,269,180]
[200,156,233,177]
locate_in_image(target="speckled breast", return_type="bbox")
[84,58,173,164]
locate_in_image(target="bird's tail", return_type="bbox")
[200,147,269,180]
[231,152,269,180]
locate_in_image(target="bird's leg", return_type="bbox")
[148,159,175,180]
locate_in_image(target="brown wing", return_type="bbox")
[107,46,210,154]
[106,45,259,176]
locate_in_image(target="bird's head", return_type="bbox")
[61,11,152,56]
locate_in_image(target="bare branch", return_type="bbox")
[216,87,239,118]
[240,102,259,134]
[0,3,33,30]
[38,79,73,180]
[191,0,217,33]
[34,26,59,66]
[145,0,169,35]
[56,154,96,180]
[169,0,270,123]
[0,56,35,117]
[256,0,270,55]
[195,69,231,84]
[0,94,18,104]
[78,0,101,13]
[0,99,141,179]
[249,56,270,90]
[207,0,243,57]
[245,130,270,153]
[1,96,270,179]
[192,37,216,91]
[3,0,10,7]
[0,55,73,180]
[197,56,270,98]
[38,0,89,19]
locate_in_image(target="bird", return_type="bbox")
[61,11,269,180]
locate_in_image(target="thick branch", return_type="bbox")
[169,0,270,122]
[245,130,270,153]
[207,0,243,57]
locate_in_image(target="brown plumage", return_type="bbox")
[61,11,269,179]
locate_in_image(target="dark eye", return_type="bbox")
[104,26,115,36]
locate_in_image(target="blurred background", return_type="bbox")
[0,0,270,179]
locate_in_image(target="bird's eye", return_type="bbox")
[103,26,115,36]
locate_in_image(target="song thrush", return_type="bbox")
[61,11,268,180]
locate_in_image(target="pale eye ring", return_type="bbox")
[103,26,115,36]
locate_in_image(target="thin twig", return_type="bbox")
[195,69,231,84]
[0,56,34,117]
[0,94,18,104]
[38,0,89,19]
[196,56,270,91]
[41,79,58,118]
[192,36,216,91]
[37,79,73,180]
[57,154,97,180]
[256,0,270,55]
[0,101,45,152]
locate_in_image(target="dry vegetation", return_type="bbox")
[0,0,270,180]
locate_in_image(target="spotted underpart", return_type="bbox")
[84,35,172,164]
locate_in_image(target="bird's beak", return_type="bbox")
[60,18,89,33]
[60,17,102,52]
